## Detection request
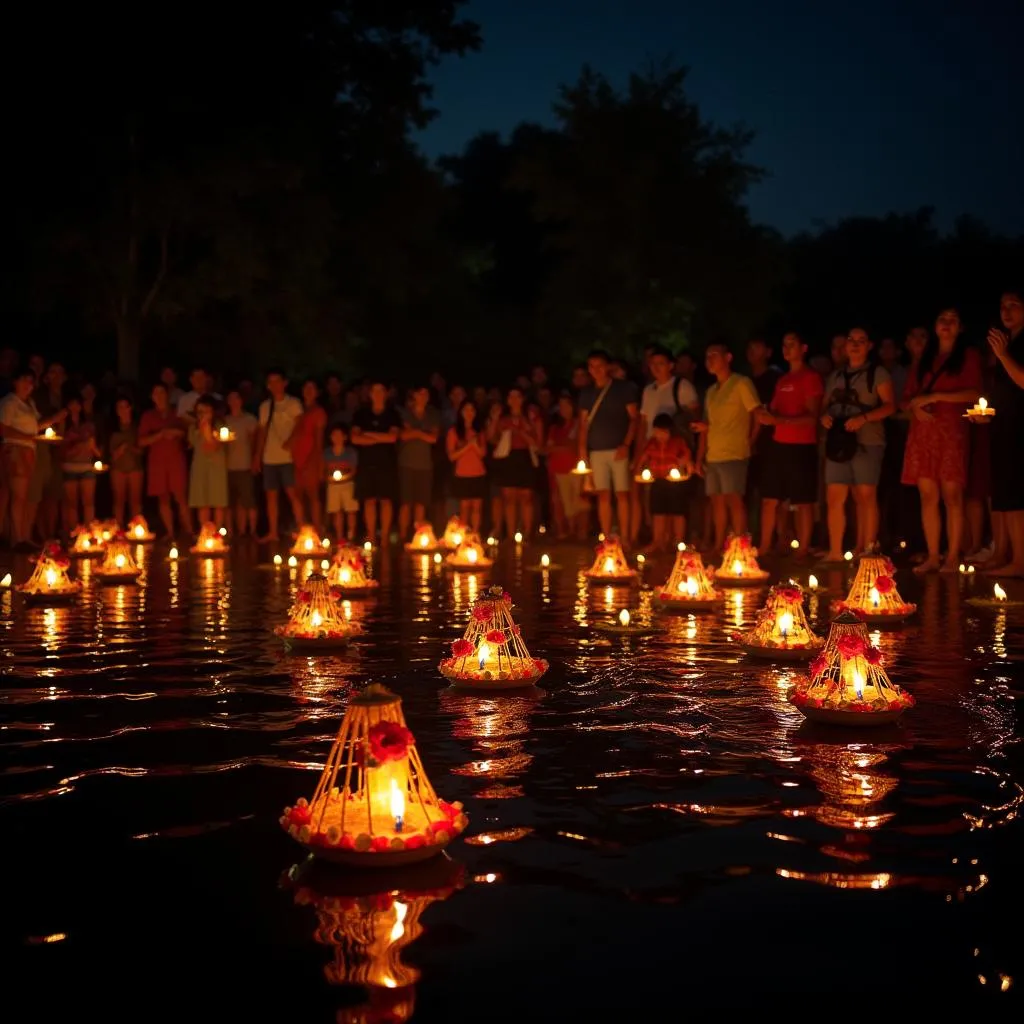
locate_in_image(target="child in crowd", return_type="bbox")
[638,412,694,551]
[325,424,359,539]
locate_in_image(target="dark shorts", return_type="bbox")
[990,418,1024,512]
[399,467,433,508]
[229,469,257,509]
[262,462,294,493]
[493,448,536,489]
[451,474,487,501]
[356,463,397,502]
[650,478,691,516]
[761,440,819,504]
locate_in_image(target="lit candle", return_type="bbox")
[994,583,1007,602]
[466,547,478,564]
[169,546,179,560]
[451,533,462,547]
[677,542,686,552]
[603,557,615,574]
[968,565,975,574]
[390,778,404,832]
[641,468,652,482]
[731,559,744,576]
[204,538,214,550]
[93,460,103,472]
[332,469,342,481]
[303,538,313,551]
[419,533,428,547]
[82,538,91,549]
[899,540,907,550]
[114,554,126,569]
[852,668,865,700]
[808,574,818,590]
[311,610,323,628]
[477,641,490,670]
[134,525,145,539]
[668,467,681,481]
[869,587,880,608]
[619,608,630,627]
[102,531,111,541]
[790,539,799,550]
[778,611,793,638]
[958,563,966,574]
[844,551,853,561]
[0,573,11,588]
[433,552,442,564]
[218,426,230,441]
[45,568,57,588]
[273,554,282,566]
[320,559,329,570]
[322,537,331,549]
[978,397,988,412]
[219,527,227,537]
[514,531,523,544]
[485,536,496,546]
[540,553,550,568]
[44,427,55,439]
[685,577,698,596]
[340,568,351,584]
[288,555,298,568]
[636,553,645,565]
[576,459,587,473]
[363,541,373,552]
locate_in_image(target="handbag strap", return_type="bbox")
[582,381,613,448]
[261,398,276,457]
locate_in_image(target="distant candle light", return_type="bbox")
[844,551,854,561]
[619,608,631,627]
[808,574,818,590]
[514,531,523,544]
[540,553,550,568]
[273,555,282,566]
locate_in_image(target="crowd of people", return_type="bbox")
[1,288,1022,576]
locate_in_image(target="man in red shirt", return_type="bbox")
[756,332,824,554]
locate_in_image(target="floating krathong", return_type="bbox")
[790,611,914,726]
[93,519,119,545]
[280,684,469,865]
[127,515,156,543]
[94,536,142,584]
[445,532,493,571]
[405,523,440,552]
[966,582,1024,608]
[441,516,466,550]
[291,524,325,557]
[715,533,770,586]
[69,522,104,557]
[592,606,663,636]
[275,572,362,649]
[582,535,638,586]
[655,546,721,611]
[740,582,822,660]
[439,585,548,688]
[325,548,379,595]
[17,541,81,603]
[191,521,229,556]
[834,554,916,623]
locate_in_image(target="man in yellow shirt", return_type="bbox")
[694,343,762,551]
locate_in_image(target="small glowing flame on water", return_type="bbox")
[685,577,698,596]
[869,586,880,607]
[44,427,54,439]
[668,467,681,481]
[466,548,478,564]
[363,541,373,552]
[978,397,988,411]
[778,611,793,636]
[303,538,313,551]
[45,568,57,587]
[808,574,818,589]
[641,468,652,481]
[619,608,630,627]
[731,559,743,575]
[114,554,125,569]
[340,568,351,583]
[433,553,442,564]
[603,557,615,573]
[219,427,230,441]
[311,610,322,628]
[844,551,853,561]
[0,573,11,588]
[514,531,523,544]
[273,555,282,566]
[678,542,686,552]
[994,583,1007,602]
[477,642,490,669]
[169,546,179,560]
[790,539,799,549]
[419,534,428,547]
[134,525,145,538]
[540,554,550,568]
[288,555,298,567]
[320,559,329,570]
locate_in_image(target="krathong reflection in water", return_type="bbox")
[284,855,464,1023]
[799,741,900,831]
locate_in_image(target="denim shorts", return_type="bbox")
[704,459,749,496]
[825,445,885,488]
[262,461,295,492]
[589,448,631,494]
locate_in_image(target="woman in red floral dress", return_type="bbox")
[900,308,982,573]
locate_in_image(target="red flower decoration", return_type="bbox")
[329,586,343,600]
[438,800,459,820]
[874,575,895,595]
[809,653,828,677]
[484,629,506,645]
[287,804,311,826]
[55,557,71,570]
[532,658,547,674]
[737,535,751,550]
[472,605,493,622]
[404,834,425,850]
[776,586,802,603]
[501,591,512,604]
[367,721,414,764]
[371,835,391,852]
[45,542,62,558]
[511,624,521,636]
[865,646,883,666]
[296,590,311,604]
[451,638,473,658]
[836,634,867,659]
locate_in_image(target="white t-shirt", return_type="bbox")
[0,393,40,449]
[639,377,698,438]
[258,395,303,465]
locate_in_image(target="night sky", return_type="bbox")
[417,0,1023,237]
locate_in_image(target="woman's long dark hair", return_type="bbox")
[454,399,480,441]
[917,309,969,383]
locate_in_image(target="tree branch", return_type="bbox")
[140,229,169,320]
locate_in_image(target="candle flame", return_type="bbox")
[433,552,442,564]
[287,555,298,567]
[332,469,342,481]
[686,576,698,596]
[340,568,351,584]
[731,558,743,575]
[979,397,988,411]
[389,778,405,824]
[641,468,652,481]
[959,563,966,573]
[451,533,462,547]
[45,568,57,587]
[44,427,54,438]
[273,554,282,566]
[869,587,880,607]
[576,459,587,473]
[311,610,322,627]
[677,542,686,552]
[994,583,1007,602]
[419,533,428,546]
[466,547,478,564]
[514,531,523,544]
[668,467,681,481]
[778,611,794,636]
[134,525,144,538]
[790,538,799,549]
[844,550,853,561]
[114,554,125,569]
[477,641,490,668]
[169,546,179,559]
[204,538,214,550]
[0,573,11,587]
[219,527,227,537]
[540,553,550,568]
[619,608,630,626]
[853,669,865,699]
[320,559,329,570]
[602,557,615,573]
[363,541,373,552]
[808,574,818,589]
[93,460,103,471]
[303,538,313,551]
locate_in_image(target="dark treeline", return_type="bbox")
[6,5,1022,386]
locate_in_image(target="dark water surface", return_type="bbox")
[2,543,1023,1016]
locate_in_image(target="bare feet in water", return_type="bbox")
[913,559,941,574]
[986,562,1024,578]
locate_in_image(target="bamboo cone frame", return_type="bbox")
[791,612,914,723]
[191,521,229,555]
[716,533,770,583]
[656,547,721,607]
[441,516,467,550]
[282,685,467,863]
[405,523,441,552]
[292,524,329,557]
[439,585,549,683]
[836,555,916,620]
[276,572,362,641]
[17,545,81,598]
[741,583,822,655]
[126,515,156,542]
[70,522,104,556]
[445,532,493,570]
[325,550,379,593]
[583,536,638,584]
[96,538,141,580]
